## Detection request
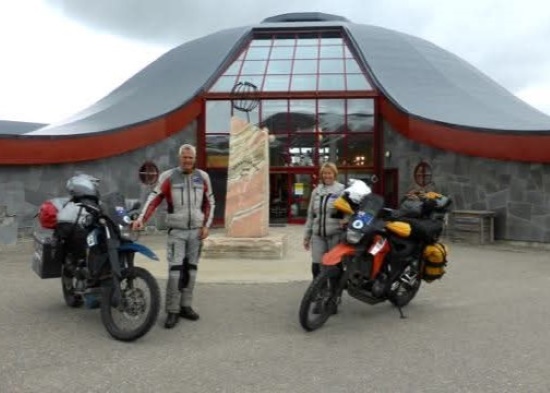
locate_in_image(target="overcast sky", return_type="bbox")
[1,0,549,123]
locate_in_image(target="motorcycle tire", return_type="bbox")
[299,269,338,332]
[100,266,160,342]
[61,264,83,308]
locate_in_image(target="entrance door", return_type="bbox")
[270,170,317,224]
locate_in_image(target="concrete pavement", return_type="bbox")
[133,225,313,283]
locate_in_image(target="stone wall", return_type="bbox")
[0,121,197,235]
[384,121,550,242]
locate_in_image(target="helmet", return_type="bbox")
[66,173,100,200]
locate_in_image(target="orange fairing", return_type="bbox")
[322,243,356,266]
[369,235,390,278]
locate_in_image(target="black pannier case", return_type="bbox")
[31,230,62,279]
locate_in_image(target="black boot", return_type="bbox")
[180,306,200,321]
[164,312,179,329]
[311,263,320,279]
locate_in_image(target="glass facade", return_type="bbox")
[204,30,378,223]
[209,32,372,93]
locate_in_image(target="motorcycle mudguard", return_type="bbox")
[322,243,356,266]
[118,242,159,261]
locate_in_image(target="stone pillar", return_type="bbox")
[202,116,288,259]
[225,116,270,238]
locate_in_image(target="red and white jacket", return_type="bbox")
[139,168,215,230]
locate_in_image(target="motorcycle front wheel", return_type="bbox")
[100,266,160,342]
[299,269,339,332]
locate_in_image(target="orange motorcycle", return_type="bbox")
[299,180,451,332]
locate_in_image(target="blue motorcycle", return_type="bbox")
[32,174,161,342]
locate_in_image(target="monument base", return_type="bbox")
[202,233,287,259]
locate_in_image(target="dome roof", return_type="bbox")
[3,13,550,164]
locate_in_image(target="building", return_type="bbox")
[1,12,550,241]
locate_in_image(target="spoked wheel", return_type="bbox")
[299,269,339,332]
[100,266,160,342]
[388,263,422,308]
[61,263,83,308]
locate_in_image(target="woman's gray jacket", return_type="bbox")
[304,182,346,240]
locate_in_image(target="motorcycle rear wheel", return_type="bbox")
[100,266,160,342]
[299,269,338,332]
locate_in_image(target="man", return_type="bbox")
[132,144,215,329]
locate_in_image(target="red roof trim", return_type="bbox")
[380,97,550,163]
[0,99,203,165]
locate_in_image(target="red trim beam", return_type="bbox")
[0,99,202,165]
[380,97,550,163]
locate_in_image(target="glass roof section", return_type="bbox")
[208,31,373,93]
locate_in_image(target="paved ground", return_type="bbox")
[1,226,550,392]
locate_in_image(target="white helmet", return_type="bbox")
[66,173,100,200]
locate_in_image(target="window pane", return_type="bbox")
[266,60,292,75]
[269,134,290,166]
[263,74,290,92]
[345,134,374,167]
[290,100,316,132]
[270,46,294,59]
[346,74,372,91]
[223,61,242,75]
[290,74,317,91]
[292,59,317,74]
[318,99,345,133]
[241,60,267,75]
[261,100,288,134]
[207,169,228,221]
[249,38,271,47]
[318,74,345,90]
[296,38,319,46]
[235,75,264,91]
[345,59,362,74]
[319,59,344,74]
[206,101,231,133]
[320,45,343,59]
[206,135,230,167]
[347,99,375,132]
[273,37,295,46]
[289,134,316,166]
[319,134,344,165]
[245,47,270,60]
[320,37,343,45]
[295,46,319,59]
[210,75,236,92]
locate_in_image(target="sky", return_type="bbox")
[1,0,549,123]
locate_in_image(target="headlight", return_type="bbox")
[119,224,131,239]
[346,229,363,244]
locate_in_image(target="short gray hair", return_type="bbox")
[178,144,196,157]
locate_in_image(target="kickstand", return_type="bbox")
[397,306,407,319]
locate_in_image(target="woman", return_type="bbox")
[303,162,345,279]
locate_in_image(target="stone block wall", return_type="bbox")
[0,122,196,234]
[384,122,550,242]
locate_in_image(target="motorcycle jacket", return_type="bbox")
[304,182,345,240]
[139,167,215,230]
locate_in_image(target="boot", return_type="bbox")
[180,306,200,321]
[164,312,179,329]
[311,263,320,279]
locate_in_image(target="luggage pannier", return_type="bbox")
[422,242,448,282]
[31,229,62,279]
[386,218,443,243]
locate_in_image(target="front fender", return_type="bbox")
[118,242,159,261]
[322,243,356,266]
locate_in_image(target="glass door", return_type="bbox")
[269,170,317,224]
